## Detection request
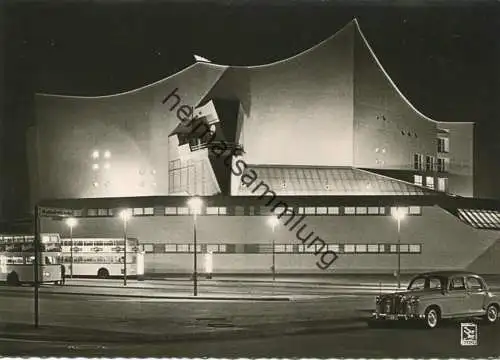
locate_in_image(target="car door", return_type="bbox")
[445,276,469,317]
[465,276,488,315]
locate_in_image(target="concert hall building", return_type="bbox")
[29,19,500,275]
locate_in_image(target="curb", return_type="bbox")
[1,288,292,301]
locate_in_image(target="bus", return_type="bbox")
[0,233,63,285]
[59,237,145,279]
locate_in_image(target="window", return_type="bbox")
[409,206,421,215]
[275,245,286,253]
[219,207,227,215]
[144,207,154,215]
[328,244,339,252]
[413,175,423,186]
[177,244,189,252]
[234,206,245,215]
[355,244,367,253]
[368,207,379,215]
[133,208,144,216]
[327,207,339,215]
[206,207,219,215]
[344,207,355,215]
[305,207,316,215]
[437,137,450,153]
[165,244,177,252]
[409,244,421,253]
[344,244,355,253]
[425,156,435,172]
[144,244,154,253]
[437,158,449,172]
[426,176,434,189]
[390,244,397,253]
[437,177,448,192]
[400,244,409,253]
[87,209,97,216]
[177,207,189,215]
[316,207,327,215]
[368,244,379,253]
[413,154,423,170]
[188,245,202,253]
[466,277,484,292]
[165,207,177,215]
[449,277,466,291]
[355,207,367,215]
[379,244,386,253]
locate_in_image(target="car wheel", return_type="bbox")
[484,304,498,325]
[97,268,109,279]
[6,272,20,286]
[425,307,440,329]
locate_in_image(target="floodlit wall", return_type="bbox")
[40,206,499,274]
[31,63,226,202]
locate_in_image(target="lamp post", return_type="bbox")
[187,197,203,296]
[119,209,132,286]
[65,217,78,279]
[268,216,279,281]
[392,207,406,289]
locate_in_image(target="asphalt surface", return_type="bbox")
[1,278,499,357]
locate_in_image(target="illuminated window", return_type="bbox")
[368,244,379,252]
[188,245,202,252]
[144,207,154,215]
[328,207,339,215]
[437,177,448,192]
[344,244,355,253]
[133,208,144,216]
[177,244,189,252]
[275,245,286,252]
[355,207,367,215]
[305,207,316,215]
[207,244,219,253]
[400,244,409,253]
[316,207,327,215]
[144,244,154,253]
[165,207,176,215]
[177,207,189,215]
[368,207,379,215]
[414,175,423,186]
[355,244,367,253]
[413,154,424,170]
[87,209,97,216]
[206,207,219,215]
[426,177,434,189]
[328,244,339,252]
[344,207,355,215]
[409,244,421,253]
[219,207,227,215]
[409,206,421,215]
[390,245,397,253]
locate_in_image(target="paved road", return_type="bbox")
[1,279,499,357]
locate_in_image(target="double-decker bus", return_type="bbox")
[0,233,63,285]
[59,237,145,279]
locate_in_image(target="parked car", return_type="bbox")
[370,271,499,329]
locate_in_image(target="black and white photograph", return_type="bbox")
[1,0,500,357]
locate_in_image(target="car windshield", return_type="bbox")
[408,276,444,290]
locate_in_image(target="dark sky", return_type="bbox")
[1,0,499,218]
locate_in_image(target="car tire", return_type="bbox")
[6,272,20,286]
[484,304,499,325]
[97,268,109,279]
[424,306,440,329]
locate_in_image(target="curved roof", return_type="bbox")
[35,19,472,125]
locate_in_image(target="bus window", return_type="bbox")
[75,241,83,247]
[84,241,94,246]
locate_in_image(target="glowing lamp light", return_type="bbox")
[268,216,279,230]
[65,217,78,229]
[120,209,132,222]
[392,207,406,221]
[187,197,203,215]
[91,150,100,159]
[92,163,100,170]
[104,150,111,159]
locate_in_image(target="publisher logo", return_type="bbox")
[461,323,478,346]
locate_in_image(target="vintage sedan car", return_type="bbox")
[371,271,499,329]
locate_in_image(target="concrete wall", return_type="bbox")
[39,205,500,274]
[31,63,226,203]
[353,23,438,171]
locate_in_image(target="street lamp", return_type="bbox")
[65,217,78,279]
[187,197,203,296]
[119,209,132,286]
[392,207,406,289]
[268,216,279,281]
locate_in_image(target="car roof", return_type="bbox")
[414,271,480,278]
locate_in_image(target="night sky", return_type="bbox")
[1,1,499,219]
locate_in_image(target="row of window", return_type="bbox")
[413,175,448,192]
[0,234,59,244]
[141,243,422,254]
[83,206,422,218]
[59,255,135,264]
[0,245,61,253]
[413,154,449,172]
